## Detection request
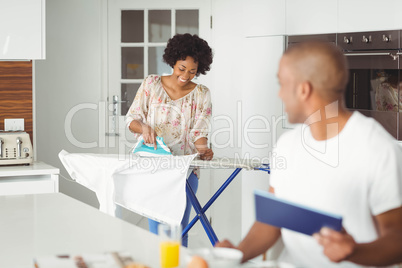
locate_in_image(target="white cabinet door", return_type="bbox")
[241,35,286,238]
[243,0,286,37]
[286,0,337,35]
[338,0,402,33]
[0,0,45,59]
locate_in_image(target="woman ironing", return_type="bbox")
[125,33,214,247]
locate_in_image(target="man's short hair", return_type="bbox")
[284,41,349,101]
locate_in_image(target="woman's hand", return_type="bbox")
[198,147,214,160]
[195,144,214,160]
[129,120,157,149]
[194,138,213,160]
[141,124,157,149]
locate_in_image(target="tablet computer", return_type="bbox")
[254,189,342,236]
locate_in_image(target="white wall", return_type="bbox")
[209,0,288,245]
[35,0,104,207]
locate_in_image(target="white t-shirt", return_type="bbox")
[270,111,402,268]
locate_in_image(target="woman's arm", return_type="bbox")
[192,87,213,160]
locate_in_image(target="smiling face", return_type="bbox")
[172,56,198,87]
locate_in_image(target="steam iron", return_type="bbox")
[132,136,172,157]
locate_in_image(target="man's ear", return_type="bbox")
[298,81,313,101]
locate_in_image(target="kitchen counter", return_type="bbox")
[0,161,59,195]
[0,161,59,176]
[0,193,188,268]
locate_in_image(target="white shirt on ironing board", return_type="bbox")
[59,150,197,225]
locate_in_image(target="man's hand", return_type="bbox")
[313,227,356,263]
[215,240,246,262]
[215,239,236,249]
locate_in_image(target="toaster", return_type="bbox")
[0,131,33,166]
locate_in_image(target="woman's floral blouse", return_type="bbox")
[125,75,212,156]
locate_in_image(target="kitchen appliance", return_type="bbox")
[131,136,172,157]
[287,30,402,140]
[0,131,33,166]
[339,30,401,140]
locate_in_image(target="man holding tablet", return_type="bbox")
[216,41,402,267]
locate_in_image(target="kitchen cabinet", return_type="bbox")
[285,0,337,35]
[338,0,402,33]
[0,0,45,59]
[0,162,59,195]
[241,34,286,236]
[242,0,286,37]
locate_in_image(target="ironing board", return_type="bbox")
[185,158,270,245]
[59,150,270,246]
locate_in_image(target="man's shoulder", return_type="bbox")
[347,112,401,155]
[349,112,395,142]
[275,125,303,149]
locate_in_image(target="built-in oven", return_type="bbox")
[287,30,402,140]
[338,30,401,140]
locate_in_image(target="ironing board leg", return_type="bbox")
[184,178,219,245]
[182,168,243,246]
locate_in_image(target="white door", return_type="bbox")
[107,0,211,154]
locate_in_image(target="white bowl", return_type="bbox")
[188,248,243,268]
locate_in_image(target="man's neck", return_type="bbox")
[306,103,352,141]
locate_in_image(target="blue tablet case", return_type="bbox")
[254,189,342,236]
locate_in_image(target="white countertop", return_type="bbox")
[0,193,188,268]
[0,161,59,177]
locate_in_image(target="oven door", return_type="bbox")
[344,51,401,140]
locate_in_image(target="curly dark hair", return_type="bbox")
[163,33,213,76]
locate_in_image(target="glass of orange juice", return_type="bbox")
[158,223,181,268]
